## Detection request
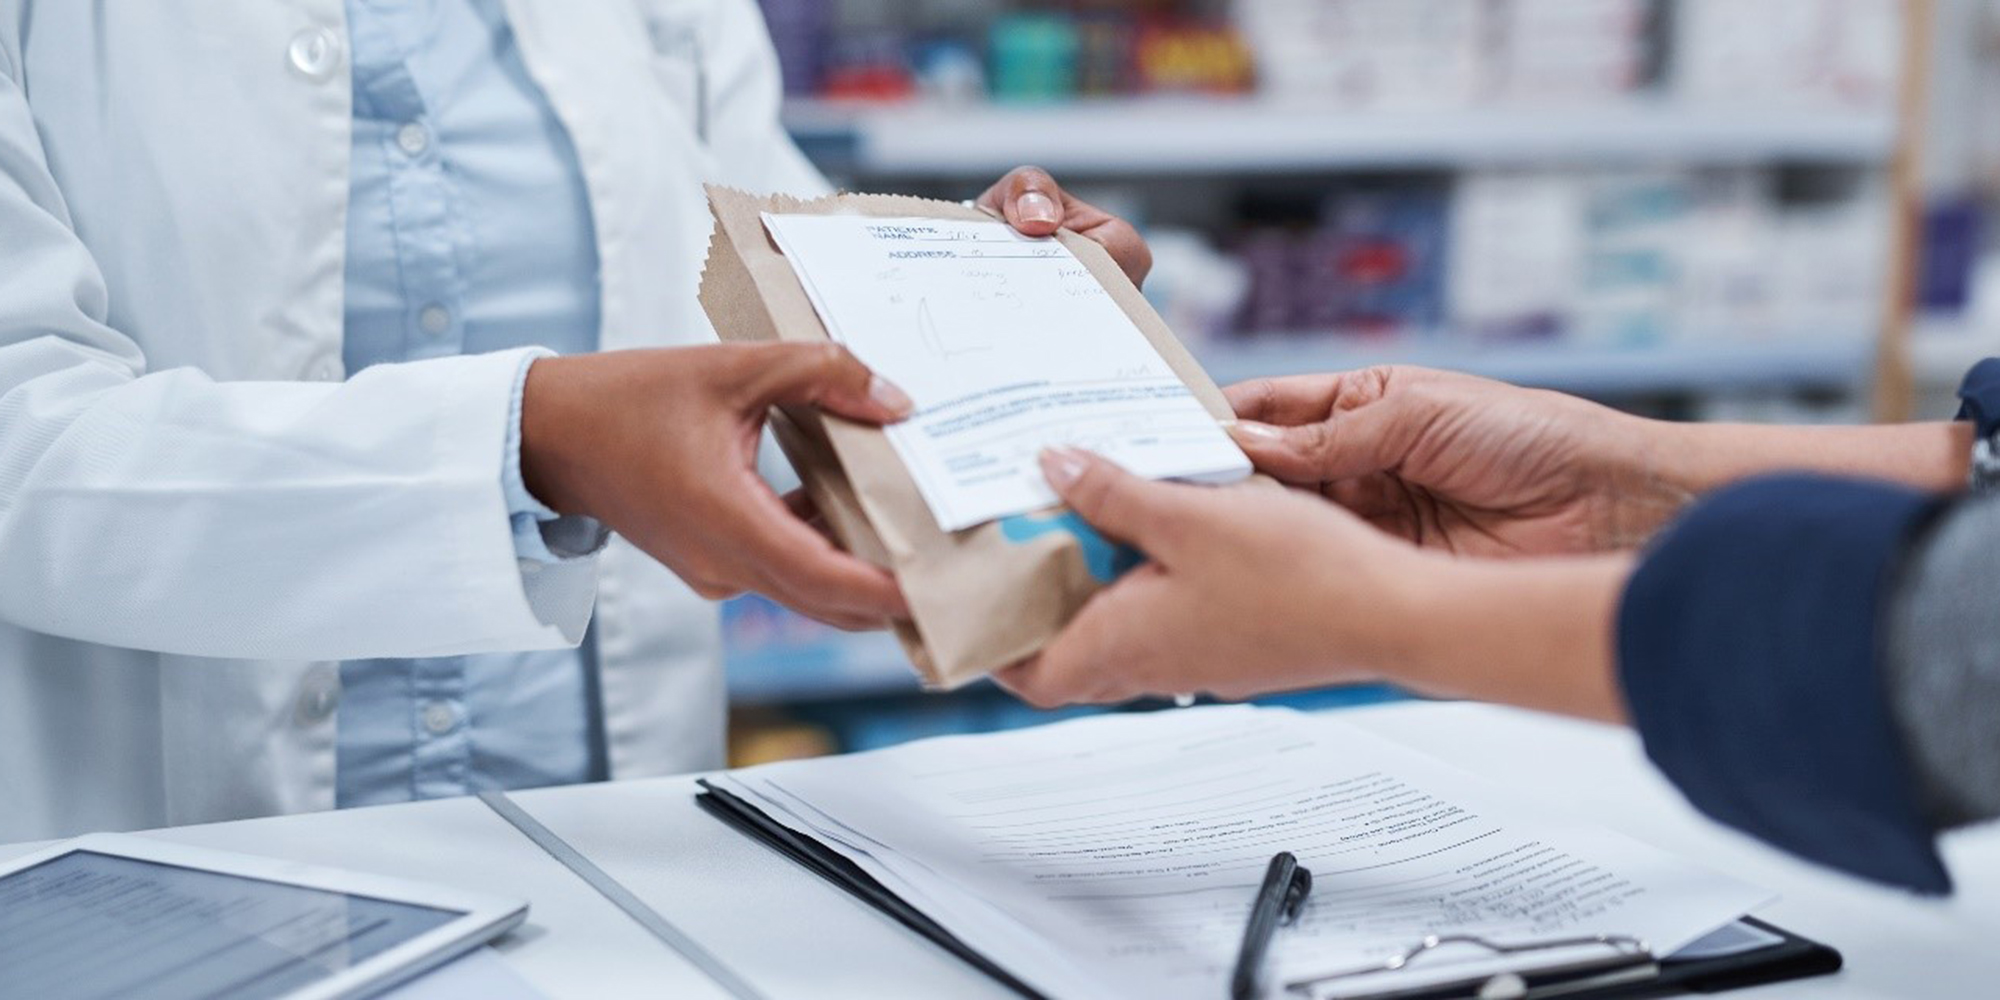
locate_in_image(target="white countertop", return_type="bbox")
[8,701,1997,998]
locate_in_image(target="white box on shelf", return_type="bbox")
[1675,0,1901,110]
[1675,169,1786,342]
[1233,0,1485,108]
[1447,170,1587,339]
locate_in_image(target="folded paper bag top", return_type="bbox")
[698,185,1249,689]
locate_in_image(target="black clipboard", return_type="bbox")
[695,780,1841,1000]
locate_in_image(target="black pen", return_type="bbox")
[1231,851,1313,1000]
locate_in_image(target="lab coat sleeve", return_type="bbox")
[698,0,832,198]
[0,66,594,660]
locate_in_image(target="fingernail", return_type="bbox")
[1228,420,1282,442]
[869,375,914,416]
[1017,191,1060,225]
[1039,447,1089,489]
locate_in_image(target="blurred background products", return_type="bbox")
[731,0,2000,764]
[771,0,1894,109]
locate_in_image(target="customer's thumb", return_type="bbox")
[1227,407,1402,484]
[1038,447,1195,556]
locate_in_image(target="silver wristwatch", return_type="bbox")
[1971,432,2000,493]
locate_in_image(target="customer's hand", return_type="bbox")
[520,343,910,630]
[978,166,1152,287]
[1225,367,1689,557]
[993,448,1422,706]
[994,447,1632,722]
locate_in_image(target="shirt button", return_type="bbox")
[422,701,458,736]
[287,27,343,83]
[309,362,341,382]
[396,121,430,157]
[419,304,452,335]
[295,668,341,726]
[517,557,543,576]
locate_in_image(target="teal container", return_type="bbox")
[989,13,1080,102]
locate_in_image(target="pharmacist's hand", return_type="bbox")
[978,166,1152,287]
[994,449,1426,707]
[1225,367,1690,557]
[521,344,911,630]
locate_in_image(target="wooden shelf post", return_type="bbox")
[1874,0,1939,422]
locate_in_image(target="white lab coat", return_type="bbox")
[0,0,828,842]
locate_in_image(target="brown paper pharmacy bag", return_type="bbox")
[698,186,1241,689]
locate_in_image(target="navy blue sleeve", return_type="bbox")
[1955,356,2000,433]
[1617,473,1952,894]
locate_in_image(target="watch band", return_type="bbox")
[1972,436,2000,493]
[1956,358,2000,493]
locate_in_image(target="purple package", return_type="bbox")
[1302,188,1449,339]
[757,0,831,96]
[1235,228,1302,335]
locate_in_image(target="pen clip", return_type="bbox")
[1280,866,1313,924]
[1233,853,1314,1000]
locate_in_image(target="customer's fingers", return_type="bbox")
[1325,476,1427,546]
[1324,474,1414,521]
[1224,374,1346,425]
[1224,365,1458,426]
[995,571,1172,708]
[1038,448,1205,559]
[1227,399,1415,484]
[992,655,1102,711]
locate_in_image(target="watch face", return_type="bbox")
[1972,436,2000,492]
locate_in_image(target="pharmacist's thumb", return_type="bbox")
[1039,447,1196,557]
[748,342,915,425]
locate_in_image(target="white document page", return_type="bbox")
[761,214,1251,531]
[711,707,1771,1000]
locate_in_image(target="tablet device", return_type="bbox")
[0,832,529,1000]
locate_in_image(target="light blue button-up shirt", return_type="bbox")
[336,0,603,807]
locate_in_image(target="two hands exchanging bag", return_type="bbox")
[631,163,1966,745]
[651,163,1771,713]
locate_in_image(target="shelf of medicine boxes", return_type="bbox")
[1194,332,1878,398]
[783,97,1896,177]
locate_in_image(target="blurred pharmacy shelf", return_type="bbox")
[1911,318,2000,387]
[784,99,1896,177]
[728,644,920,706]
[1196,333,1877,396]
[723,594,921,706]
